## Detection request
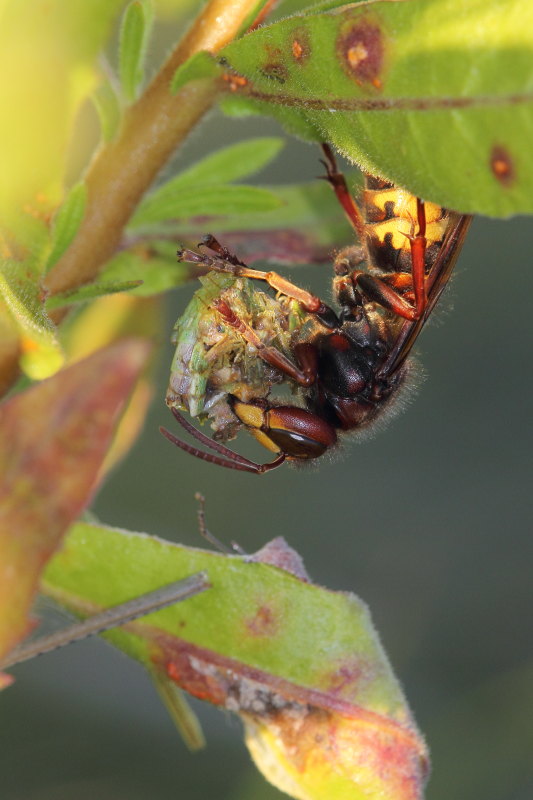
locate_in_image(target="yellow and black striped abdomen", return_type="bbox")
[362,177,448,275]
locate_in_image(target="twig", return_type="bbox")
[44,0,269,300]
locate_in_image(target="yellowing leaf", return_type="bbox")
[41,526,428,799]
[0,260,64,379]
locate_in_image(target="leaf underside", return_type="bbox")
[214,0,533,217]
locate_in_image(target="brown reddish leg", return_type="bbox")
[320,143,366,241]
[409,197,428,316]
[212,299,317,387]
[318,145,429,322]
[351,199,428,321]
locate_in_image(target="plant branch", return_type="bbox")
[44,0,266,299]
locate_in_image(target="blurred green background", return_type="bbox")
[2,9,533,798]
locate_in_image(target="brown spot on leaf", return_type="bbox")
[490,145,515,186]
[322,656,376,700]
[261,63,289,83]
[292,39,304,60]
[222,72,249,92]
[261,45,289,83]
[245,604,280,637]
[337,17,385,87]
[290,26,311,64]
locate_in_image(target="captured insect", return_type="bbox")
[161,145,471,474]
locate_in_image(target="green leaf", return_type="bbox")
[45,279,144,311]
[41,524,428,799]
[97,246,189,296]
[3,213,51,267]
[199,180,356,237]
[163,137,285,189]
[43,524,404,705]
[45,182,87,272]
[221,92,321,141]
[0,260,64,379]
[130,138,285,229]
[130,184,284,227]
[171,50,219,93]
[119,0,154,102]
[92,77,121,142]
[165,180,356,266]
[235,0,283,38]
[218,0,533,216]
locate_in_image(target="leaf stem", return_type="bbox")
[44,0,265,299]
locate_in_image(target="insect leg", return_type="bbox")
[376,213,472,379]
[352,271,419,320]
[319,143,366,240]
[178,241,339,326]
[199,234,249,267]
[351,199,428,321]
[403,197,428,317]
[212,262,335,319]
[212,298,316,386]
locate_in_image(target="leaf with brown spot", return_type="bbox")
[40,523,429,799]
[0,339,150,668]
[217,0,533,216]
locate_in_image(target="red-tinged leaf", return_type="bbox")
[42,524,429,799]
[205,229,333,266]
[64,294,162,478]
[0,339,150,667]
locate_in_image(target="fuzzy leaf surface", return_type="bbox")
[119,0,153,102]
[130,184,284,227]
[162,137,285,190]
[41,524,428,799]
[218,0,533,216]
[45,183,88,272]
[0,261,64,379]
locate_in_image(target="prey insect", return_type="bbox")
[162,145,471,474]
